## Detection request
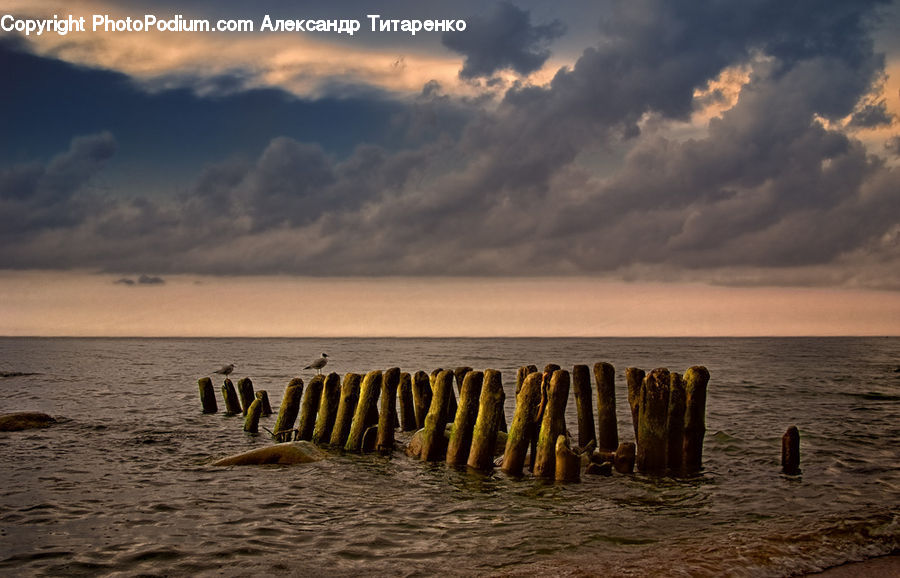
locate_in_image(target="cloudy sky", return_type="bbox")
[1,0,899,336]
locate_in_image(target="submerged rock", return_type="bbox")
[212,441,326,466]
[0,412,57,431]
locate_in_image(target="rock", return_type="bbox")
[0,412,57,431]
[212,441,326,466]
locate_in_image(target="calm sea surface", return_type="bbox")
[0,337,898,576]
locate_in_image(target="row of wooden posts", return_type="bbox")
[198,363,711,481]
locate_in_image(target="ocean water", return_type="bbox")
[0,337,897,577]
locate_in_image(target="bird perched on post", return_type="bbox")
[213,363,235,380]
[304,353,328,374]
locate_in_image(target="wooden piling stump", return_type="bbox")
[594,362,618,452]
[419,370,454,461]
[256,390,272,416]
[273,378,304,442]
[198,377,217,414]
[555,434,581,483]
[666,372,686,475]
[376,367,401,454]
[613,441,636,474]
[329,373,361,447]
[237,377,255,416]
[398,372,417,432]
[502,371,542,476]
[515,365,538,396]
[637,368,670,475]
[683,366,710,476]
[468,370,505,471]
[243,398,262,433]
[782,425,801,475]
[345,371,382,452]
[412,371,432,430]
[534,370,570,478]
[626,367,645,443]
[297,375,324,441]
[312,372,342,445]
[572,365,597,449]
[221,379,242,416]
[446,371,484,466]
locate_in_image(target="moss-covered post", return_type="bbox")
[412,371,432,429]
[666,372,686,475]
[297,375,324,441]
[273,378,304,442]
[781,425,801,475]
[555,434,581,483]
[431,368,458,423]
[683,366,710,476]
[446,370,484,466]
[534,369,570,478]
[594,362,618,452]
[502,371,542,476]
[329,373,361,447]
[468,370,505,471]
[198,377,217,413]
[419,370,454,461]
[243,398,262,433]
[626,367,645,443]
[237,377,255,416]
[572,365,596,449]
[637,368,670,475]
[515,365,538,396]
[398,372,417,431]
[376,367,401,454]
[221,378,242,416]
[312,372,341,445]
[345,370,382,452]
[256,390,272,416]
[454,366,473,392]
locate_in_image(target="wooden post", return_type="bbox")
[572,365,596,449]
[256,390,272,416]
[637,368,670,475]
[243,398,262,433]
[329,373,361,447]
[626,368,645,444]
[555,434,580,483]
[613,441,636,474]
[515,365,537,396]
[198,377,217,413]
[297,375,324,441]
[221,379,242,416]
[273,378,304,442]
[446,371,484,466]
[412,371,432,429]
[534,370,570,478]
[345,371,382,452]
[419,370,454,461]
[312,372,341,445]
[376,367,401,454]
[666,372,686,475]
[468,370,505,471]
[781,425,801,475]
[454,366,473,393]
[683,366,710,476]
[398,372,417,431]
[594,362,618,452]
[237,377,255,416]
[502,371,542,476]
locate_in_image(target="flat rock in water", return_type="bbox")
[0,412,57,431]
[213,441,326,466]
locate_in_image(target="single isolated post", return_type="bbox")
[594,362,618,452]
[273,378,304,442]
[502,371,543,476]
[412,371,433,429]
[345,370,382,452]
[683,366,710,476]
[255,390,272,416]
[243,398,262,433]
[555,435,581,483]
[329,373,361,447]
[572,365,597,449]
[221,379,242,416]
[782,425,801,475]
[534,369,570,478]
[376,367,401,454]
[312,372,342,445]
[398,372,417,432]
[636,368,670,475]
[468,370,505,471]
[198,377,217,413]
[446,370,484,466]
[666,372,686,475]
[626,367,645,443]
[296,375,324,441]
[237,377,255,416]
[419,370,454,461]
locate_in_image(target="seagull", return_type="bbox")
[213,363,235,380]
[304,353,328,374]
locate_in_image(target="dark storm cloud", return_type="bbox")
[849,100,894,128]
[442,2,565,78]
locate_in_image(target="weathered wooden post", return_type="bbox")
[502,371,543,476]
[534,370,570,478]
[419,370,454,461]
[468,370,505,471]
[572,365,596,449]
[454,366,473,392]
[626,367,645,443]
[273,378,304,442]
[345,371,382,452]
[221,379,242,416]
[398,372,417,432]
[297,375,324,441]
[555,434,581,483]
[237,377,255,416]
[412,371,432,429]
[683,366,710,476]
[515,365,538,395]
[781,425,801,475]
[312,372,341,445]
[256,390,272,416]
[594,362,618,452]
[613,441,636,474]
[376,367,401,454]
[637,368,670,474]
[243,398,262,433]
[666,372,686,475]
[432,368,458,422]
[446,371,484,466]
[329,373,361,447]
[198,377,217,413]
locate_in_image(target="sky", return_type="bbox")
[1,0,899,336]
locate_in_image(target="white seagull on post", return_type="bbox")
[213,363,235,380]
[304,353,329,374]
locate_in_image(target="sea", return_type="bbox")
[0,337,897,577]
